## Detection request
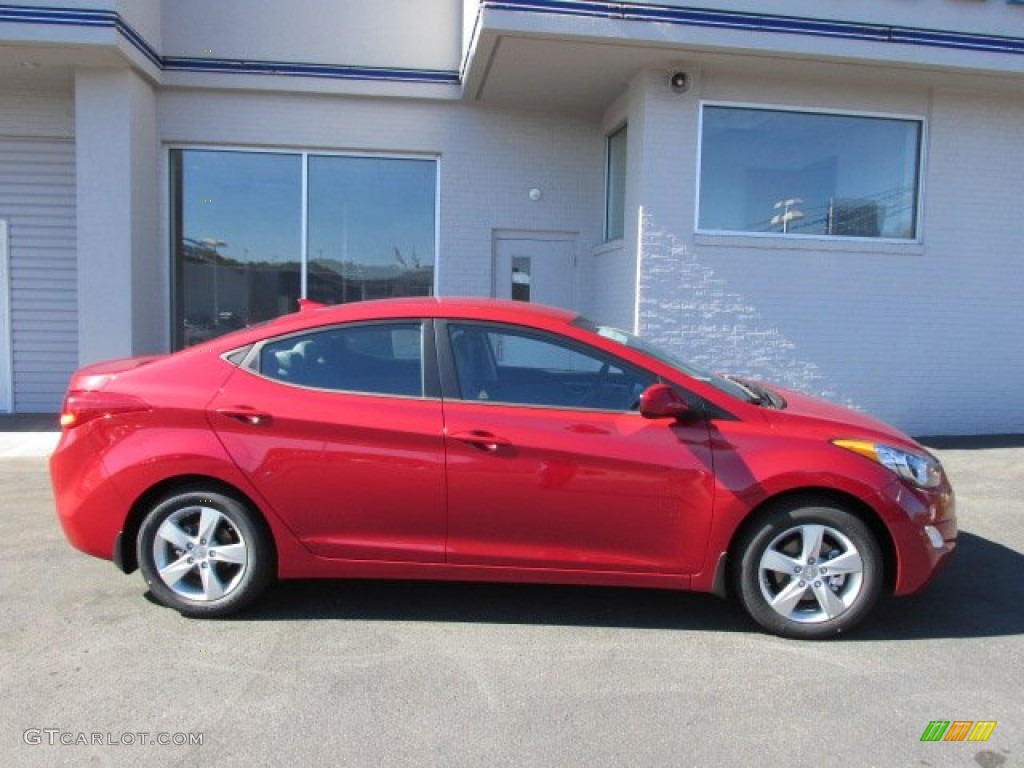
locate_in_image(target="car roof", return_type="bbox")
[195,296,582,354]
[315,296,573,317]
[298,296,578,323]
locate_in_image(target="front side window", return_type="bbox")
[171,149,437,349]
[448,323,654,411]
[258,322,423,397]
[571,315,754,403]
[698,106,922,239]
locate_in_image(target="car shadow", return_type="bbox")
[854,531,1024,641]
[219,531,1023,640]
[245,578,753,632]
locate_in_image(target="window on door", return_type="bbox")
[170,148,437,349]
[510,256,531,302]
[256,322,424,397]
[448,323,654,411]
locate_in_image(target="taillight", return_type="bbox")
[59,390,150,429]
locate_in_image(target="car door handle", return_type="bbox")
[216,407,273,426]
[449,430,511,453]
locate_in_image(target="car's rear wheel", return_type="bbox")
[137,488,272,617]
[734,499,883,639]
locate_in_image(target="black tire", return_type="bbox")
[137,487,273,617]
[733,498,883,639]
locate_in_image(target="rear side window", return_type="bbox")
[258,322,423,397]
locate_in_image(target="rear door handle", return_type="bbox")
[216,407,273,426]
[449,430,511,453]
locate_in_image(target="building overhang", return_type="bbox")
[0,4,461,100]
[461,1,1024,113]
[0,4,161,88]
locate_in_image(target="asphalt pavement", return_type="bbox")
[1,438,1021,767]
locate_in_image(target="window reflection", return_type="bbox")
[307,155,435,305]
[698,107,922,239]
[259,323,423,396]
[605,125,627,241]
[448,323,654,410]
[511,256,531,302]
[171,150,437,349]
[172,150,301,348]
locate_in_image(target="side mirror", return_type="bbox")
[639,383,691,420]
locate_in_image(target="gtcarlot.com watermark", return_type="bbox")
[24,729,203,747]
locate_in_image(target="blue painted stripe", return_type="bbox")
[111,16,162,68]
[483,0,1024,58]
[622,5,890,41]
[161,57,459,84]
[893,28,1024,55]
[0,4,168,69]
[0,4,112,26]
[0,4,458,84]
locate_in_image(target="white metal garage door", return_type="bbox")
[0,137,77,413]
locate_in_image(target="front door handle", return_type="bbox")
[216,407,273,426]
[449,430,511,453]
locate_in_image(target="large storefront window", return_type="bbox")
[171,150,301,348]
[307,155,435,304]
[171,149,436,348]
[698,106,922,239]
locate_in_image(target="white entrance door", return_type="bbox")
[492,234,576,310]
[0,220,11,413]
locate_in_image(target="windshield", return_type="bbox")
[571,315,754,402]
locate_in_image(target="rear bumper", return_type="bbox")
[49,426,126,563]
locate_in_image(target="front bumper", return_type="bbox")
[876,477,957,595]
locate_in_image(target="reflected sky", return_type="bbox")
[699,107,921,238]
[309,155,436,269]
[173,149,438,346]
[181,150,301,263]
[178,150,436,267]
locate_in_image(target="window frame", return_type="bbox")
[694,101,926,244]
[167,144,441,350]
[235,318,440,400]
[436,319,657,413]
[604,124,628,242]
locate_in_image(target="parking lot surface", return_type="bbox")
[2,444,1021,767]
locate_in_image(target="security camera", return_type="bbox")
[669,71,690,93]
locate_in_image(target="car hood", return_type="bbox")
[761,384,919,449]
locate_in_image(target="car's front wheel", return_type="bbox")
[137,488,273,617]
[734,499,883,639]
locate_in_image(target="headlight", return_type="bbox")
[832,439,944,489]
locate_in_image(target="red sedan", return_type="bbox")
[50,297,956,638]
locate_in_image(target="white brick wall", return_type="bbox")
[584,241,634,330]
[918,88,1024,433]
[157,90,604,308]
[631,68,1024,436]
